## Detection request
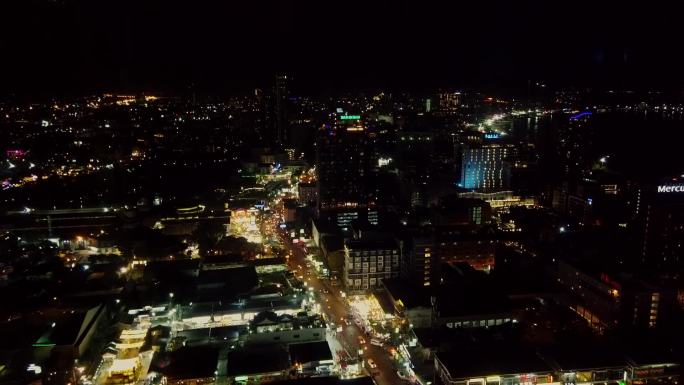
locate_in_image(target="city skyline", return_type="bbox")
[0,2,682,385]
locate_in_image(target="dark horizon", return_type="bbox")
[2,0,684,97]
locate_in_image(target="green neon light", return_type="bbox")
[340,115,361,120]
[32,343,56,347]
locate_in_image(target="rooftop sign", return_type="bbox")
[657,185,684,193]
[340,115,361,120]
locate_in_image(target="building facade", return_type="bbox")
[399,232,438,288]
[640,182,684,269]
[274,74,289,145]
[460,144,513,192]
[297,182,318,206]
[316,114,371,211]
[554,260,675,331]
[343,238,400,292]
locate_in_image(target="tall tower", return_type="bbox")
[316,114,369,211]
[640,180,684,269]
[274,74,289,146]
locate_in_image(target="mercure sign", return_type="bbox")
[657,185,684,193]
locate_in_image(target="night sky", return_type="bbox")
[1,0,683,96]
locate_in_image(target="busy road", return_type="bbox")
[281,231,403,385]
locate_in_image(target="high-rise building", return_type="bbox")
[297,182,318,207]
[274,74,289,145]
[558,112,594,194]
[640,181,684,269]
[316,114,370,211]
[460,143,513,192]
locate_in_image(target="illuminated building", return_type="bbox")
[460,143,513,192]
[381,279,434,328]
[639,181,684,269]
[438,91,461,111]
[228,207,262,244]
[297,182,318,206]
[343,237,400,293]
[399,231,438,287]
[434,344,679,385]
[437,234,497,272]
[274,74,289,145]
[458,191,536,209]
[246,311,326,345]
[316,114,370,211]
[553,259,676,331]
[557,111,594,195]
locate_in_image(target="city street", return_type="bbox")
[280,231,403,385]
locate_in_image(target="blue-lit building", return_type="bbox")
[460,144,513,192]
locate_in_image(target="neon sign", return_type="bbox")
[6,149,26,157]
[484,133,500,139]
[570,111,592,120]
[340,115,361,120]
[657,185,684,193]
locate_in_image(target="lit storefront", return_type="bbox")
[348,294,392,324]
[228,208,262,244]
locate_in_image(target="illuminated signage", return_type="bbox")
[634,367,665,378]
[340,115,361,120]
[657,185,684,193]
[484,133,500,139]
[570,111,592,120]
[6,149,26,157]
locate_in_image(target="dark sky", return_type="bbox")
[1,0,683,96]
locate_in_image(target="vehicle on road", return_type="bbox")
[397,369,412,381]
[317,366,332,375]
[370,338,383,347]
[358,336,366,344]
[367,359,377,369]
